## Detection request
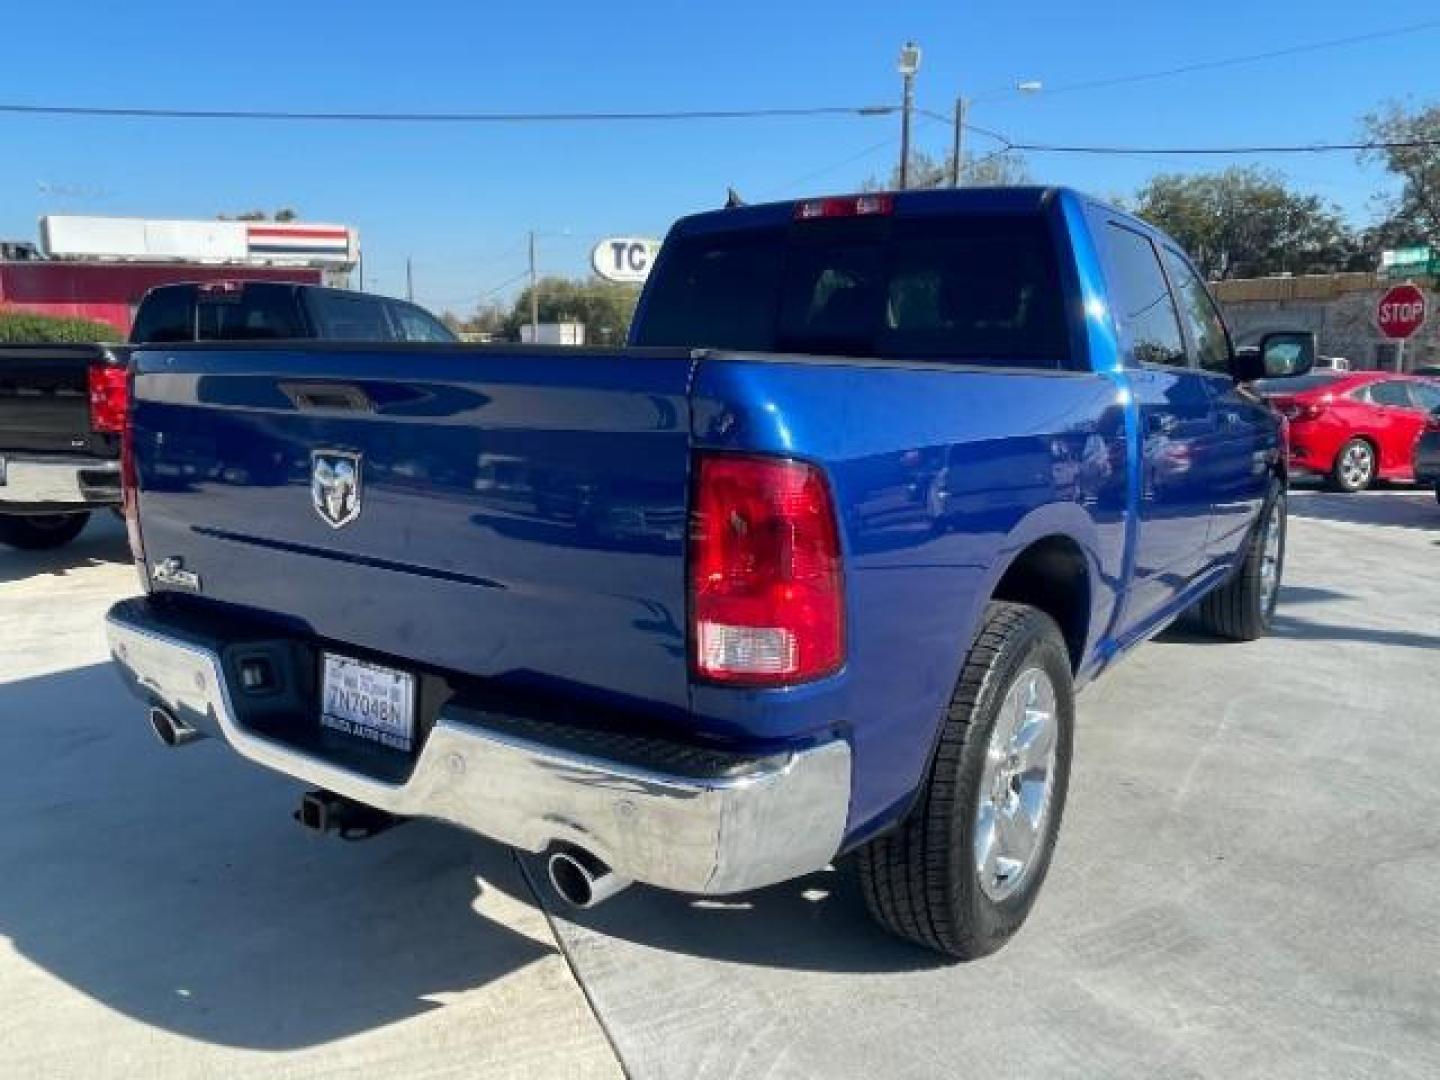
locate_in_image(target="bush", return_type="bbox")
[0,310,120,343]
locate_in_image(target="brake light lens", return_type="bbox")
[690,454,844,685]
[88,363,128,434]
[794,194,894,221]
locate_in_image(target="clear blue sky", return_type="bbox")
[1,1,1435,314]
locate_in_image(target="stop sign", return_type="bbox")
[1377,283,1427,340]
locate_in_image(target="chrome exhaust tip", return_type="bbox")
[546,848,631,910]
[147,705,202,748]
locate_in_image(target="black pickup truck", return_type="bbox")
[0,282,455,549]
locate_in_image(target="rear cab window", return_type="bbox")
[634,208,1072,368]
[197,285,304,340]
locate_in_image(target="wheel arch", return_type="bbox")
[988,535,1092,675]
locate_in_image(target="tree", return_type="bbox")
[217,207,300,222]
[1361,101,1440,249]
[443,300,510,338]
[870,147,1031,191]
[1131,168,1365,280]
[504,276,641,344]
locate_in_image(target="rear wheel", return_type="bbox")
[1328,438,1375,492]
[857,602,1074,960]
[0,512,90,550]
[1193,481,1284,641]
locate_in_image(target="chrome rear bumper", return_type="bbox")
[105,600,851,895]
[0,454,119,505]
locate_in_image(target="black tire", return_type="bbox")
[1193,481,1285,641]
[0,512,90,550]
[857,602,1074,960]
[1327,437,1375,492]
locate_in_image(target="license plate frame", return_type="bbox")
[319,652,417,753]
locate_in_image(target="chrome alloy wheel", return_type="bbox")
[974,667,1059,903]
[1258,498,1284,612]
[1339,442,1374,489]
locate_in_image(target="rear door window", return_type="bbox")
[635,212,1070,366]
[1411,381,1440,411]
[1369,381,1415,408]
[308,291,398,341]
[389,301,457,342]
[1098,223,1187,369]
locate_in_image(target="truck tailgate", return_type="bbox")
[131,344,696,715]
[0,344,119,455]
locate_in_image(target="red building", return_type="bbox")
[1,216,356,338]
[0,261,325,338]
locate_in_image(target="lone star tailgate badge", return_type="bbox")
[312,449,363,529]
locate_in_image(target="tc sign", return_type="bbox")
[592,237,661,284]
[1376,283,1428,340]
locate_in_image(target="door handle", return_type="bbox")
[279,382,374,412]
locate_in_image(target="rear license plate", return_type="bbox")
[320,653,416,752]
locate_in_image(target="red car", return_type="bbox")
[1261,372,1440,491]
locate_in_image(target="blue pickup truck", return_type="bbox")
[106,188,1311,958]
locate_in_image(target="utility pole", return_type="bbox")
[949,81,1042,188]
[897,42,922,189]
[405,256,414,301]
[357,250,365,292]
[527,230,539,342]
[950,96,970,187]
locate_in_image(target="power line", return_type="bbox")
[478,269,531,298]
[973,19,1440,103]
[0,102,896,124]
[1004,137,1440,156]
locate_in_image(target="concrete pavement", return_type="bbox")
[1,488,1437,1078]
[533,486,1440,1080]
[0,516,623,1080]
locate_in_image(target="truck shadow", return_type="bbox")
[518,856,952,976]
[0,513,131,584]
[0,662,937,1053]
[0,662,553,1050]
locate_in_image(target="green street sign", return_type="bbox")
[1380,248,1438,279]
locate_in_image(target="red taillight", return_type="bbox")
[88,363,128,434]
[1276,398,1324,422]
[690,454,844,686]
[794,194,894,221]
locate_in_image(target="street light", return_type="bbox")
[950,80,1042,187]
[897,41,922,189]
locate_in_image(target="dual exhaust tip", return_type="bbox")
[546,847,631,910]
[147,704,629,911]
[147,705,203,748]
